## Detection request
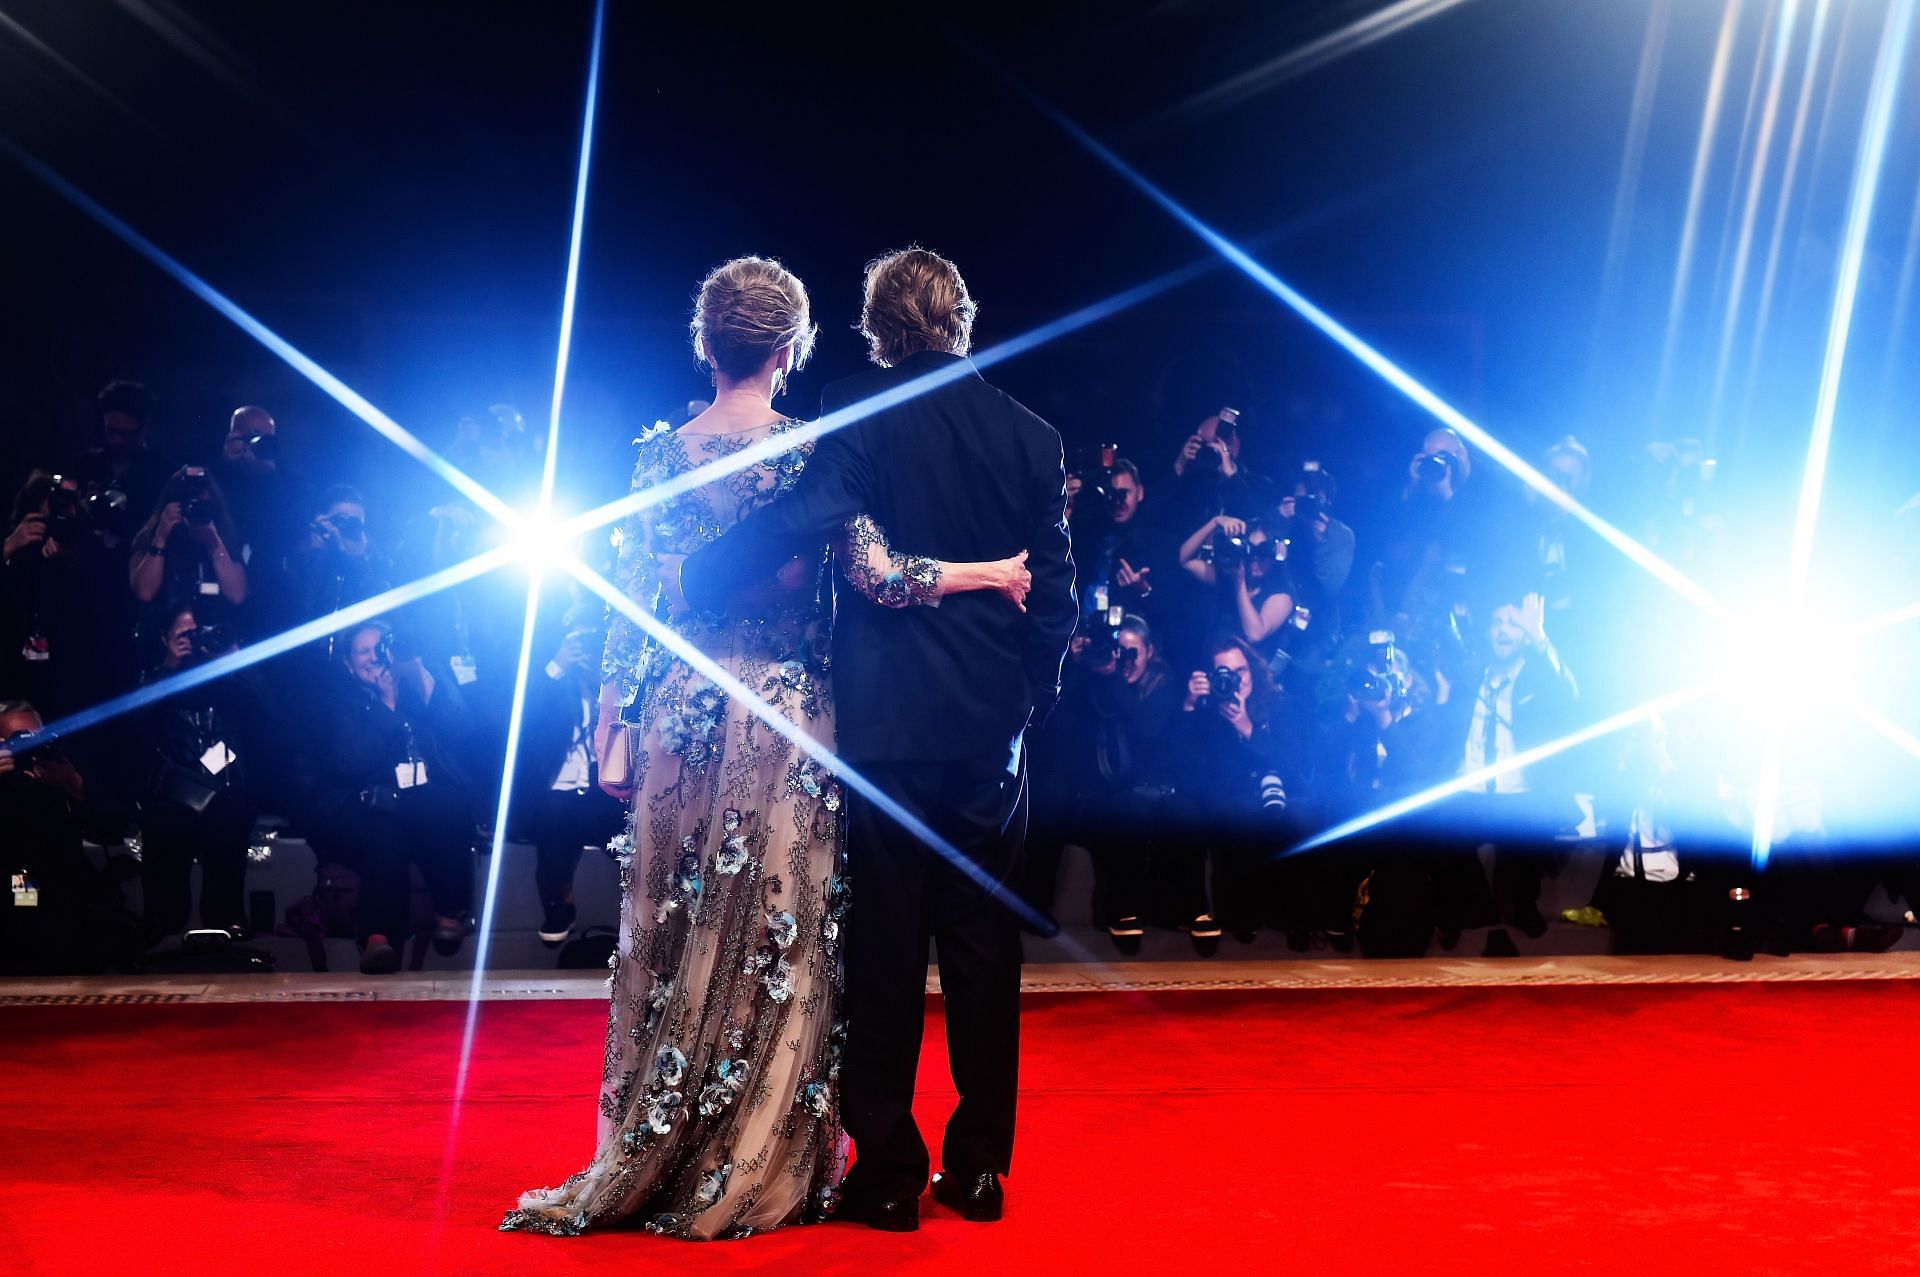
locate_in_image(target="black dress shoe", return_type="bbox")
[833,1189,919,1232]
[931,1170,1003,1222]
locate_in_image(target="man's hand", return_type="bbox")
[553,632,591,674]
[1210,440,1237,478]
[28,754,84,802]
[1215,515,1247,538]
[154,502,184,549]
[1174,434,1204,476]
[1219,694,1253,739]
[0,745,15,777]
[4,514,48,563]
[1114,557,1151,594]
[393,656,436,704]
[658,553,690,614]
[1184,669,1210,710]
[1518,591,1548,648]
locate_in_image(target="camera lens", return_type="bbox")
[332,515,365,540]
[246,432,279,460]
[1417,453,1453,486]
[183,498,215,527]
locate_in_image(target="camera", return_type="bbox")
[1203,531,1279,571]
[1080,605,1127,669]
[1415,451,1458,489]
[1190,406,1238,477]
[1067,443,1119,526]
[177,466,215,526]
[185,624,231,659]
[241,431,279,461]
[1208,664,1240,700]
[329,514,365,541]
[45,485,85,544]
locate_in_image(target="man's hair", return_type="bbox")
[97,380,157,427]
[858,247,977,367]
[0,699,36,719]
[1111,458,1143,487]
[691,256,817,379]
[316,483,365,515]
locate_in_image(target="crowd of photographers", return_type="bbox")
[1,382,621,975]
[3,381,1914,975]
[1030,407,1916,960]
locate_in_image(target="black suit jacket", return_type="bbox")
[679,351,1077,765]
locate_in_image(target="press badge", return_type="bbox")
[450,654,479,685]
[11,872,37,908]
[396,760,429,789]
[200,741,236,775]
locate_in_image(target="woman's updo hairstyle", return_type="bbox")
[690,256,818,382]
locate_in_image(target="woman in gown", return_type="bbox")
[502,257,1031,1241]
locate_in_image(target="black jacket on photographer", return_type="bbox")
[311,663,477,817]
[1,527,130,722]
[1171,689,1303,840]
[138,662,268,815]
[0,741,132,972]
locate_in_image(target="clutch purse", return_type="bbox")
[597,719,638,800]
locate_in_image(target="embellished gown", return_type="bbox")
[502,418,941,1241]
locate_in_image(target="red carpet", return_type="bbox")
[6,982,1920,1275]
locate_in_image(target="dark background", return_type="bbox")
[2,0,1916,562]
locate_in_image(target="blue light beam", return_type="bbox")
[16,546,516,752]
[1752,0,1915,871]
[451,0,607,1118]
[1021,93,1732,619]
[1706,0,1801,436]
[0,136,519,527]
[563,558,1060,938]
[1655,0,1742,418]
[1287,682,1717,855]
[1849,699,1920,766]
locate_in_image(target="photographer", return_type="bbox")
[282,484,392,627]
[212,405,306,575]
[1278,463,1356,649]
[514,601,625,948]
[135,601,265,945]
[1169,408,1276,527]
[66,380,172,532]
[0,701,138,974]
[1068,453,1161,626]
[1166,635,1297,939]
[1430,590,1579,949]
[128,466,248,610]
[2,471,133,718]
[1069,613,1181,938]
[1177,513,1299,665]
[1373,427,1477,635]
[309,619,477,974]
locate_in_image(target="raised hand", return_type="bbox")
[1518,591,1548,648]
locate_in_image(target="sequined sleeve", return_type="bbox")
[835,512,942,608]
[600,427,673,704]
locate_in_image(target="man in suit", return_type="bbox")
[1433,589,1580,947]
[671,248,1077,1230]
